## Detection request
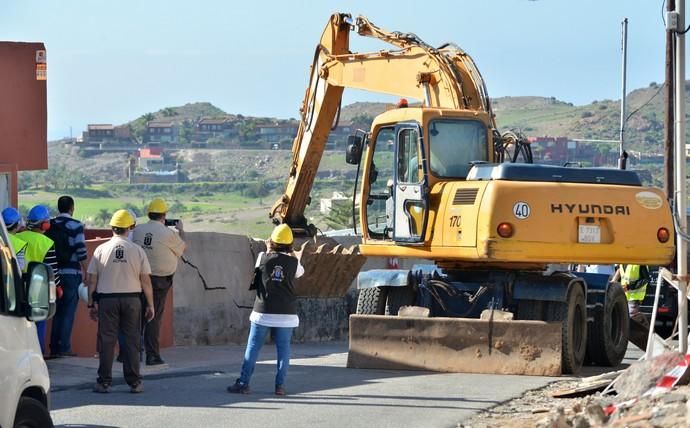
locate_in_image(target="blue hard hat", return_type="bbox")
[1,207,21,227]
[27,205,51,222]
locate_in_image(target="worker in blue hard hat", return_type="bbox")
[2,207,27,271]
[17,205,62,355]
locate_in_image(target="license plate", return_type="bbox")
[578,225,601,243]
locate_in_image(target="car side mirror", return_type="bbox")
[345,135,363,165]
[25,262,55,321]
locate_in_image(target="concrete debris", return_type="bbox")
[398,305,430,317]
[480,309,514,321]
[614,351,684,400]
[461,354,690,428]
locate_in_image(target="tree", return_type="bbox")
[97,208,111,226]
[324,199,356,230]
[179,120,193,144]
[162,107,178,117]
[350,113,374,130]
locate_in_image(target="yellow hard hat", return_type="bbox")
[270,224,293,245]
[147,198,168,214]
[110,209,134,228]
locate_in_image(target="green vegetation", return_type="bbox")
[27,89,690,237]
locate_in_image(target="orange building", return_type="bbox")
[0,41,48,207]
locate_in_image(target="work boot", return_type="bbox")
[275,385,286,396]
[146,355,165,366]
[130,381,144,393]
[93,382,111,393]
[227,379,250,394]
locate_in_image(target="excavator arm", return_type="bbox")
[270,13,496,231]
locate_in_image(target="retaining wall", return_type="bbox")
[173,232,428,345]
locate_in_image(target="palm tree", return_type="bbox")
[97,208,111,226]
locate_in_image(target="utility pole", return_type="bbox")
[672,0,688,353]
[618,18,628,170]
[665,0,676,198]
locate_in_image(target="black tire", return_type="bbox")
[356,287,388,315]
[516,299,545,320]
[14,397,53,428]
[546,283,587,374]
[586,283,629,366]
[385,286,416,315]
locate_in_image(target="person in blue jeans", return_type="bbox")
[47,196,88,358]
[227,224,304,396]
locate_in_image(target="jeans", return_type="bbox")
[239,322,293,387]
[36,321,46,354]
[50,273,81,355]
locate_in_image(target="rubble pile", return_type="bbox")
[462,352,690,428]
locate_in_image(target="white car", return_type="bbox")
[0,219,55,428]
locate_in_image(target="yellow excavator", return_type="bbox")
[271,13,675,375]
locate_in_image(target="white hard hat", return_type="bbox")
[78,282,89,303]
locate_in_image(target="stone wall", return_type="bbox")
[172,232,429,345]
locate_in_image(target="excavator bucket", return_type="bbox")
[347,315,563,376]
[293,236,367,297]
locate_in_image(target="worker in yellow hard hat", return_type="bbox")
[227,224,304,396]
[86,209,155,393]
[131,198,186,366]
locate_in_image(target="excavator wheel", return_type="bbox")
[546,283,587,374]
[586,282,629,366]
[356,287,388,315]
[385,285,416,315]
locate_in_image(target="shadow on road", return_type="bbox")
[51,362,500,413]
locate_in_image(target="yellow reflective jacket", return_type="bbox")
[621,264,648,302]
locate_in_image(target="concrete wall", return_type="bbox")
[173,232,429,346]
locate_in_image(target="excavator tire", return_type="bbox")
[586,282,629,366]
[385,285,416,315]
[546,283,587,374]
[516,299,545,320]
[356,287,388,315]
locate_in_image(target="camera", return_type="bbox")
[164,219,180,227]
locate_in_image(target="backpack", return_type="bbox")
[45,218,72,265]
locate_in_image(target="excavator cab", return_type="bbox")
[358,108,491,250]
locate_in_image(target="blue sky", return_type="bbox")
[1,0,671,139]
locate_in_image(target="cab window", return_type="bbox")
[366,127,395,238]
[428,119,488,178]
[397,128,421,184]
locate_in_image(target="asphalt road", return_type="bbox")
[49,342,556,428]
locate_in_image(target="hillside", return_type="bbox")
[34,83,675,189]
[338,83,673,153]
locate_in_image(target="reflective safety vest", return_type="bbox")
[16,230,54,273]
[8,233,28,271]
[621,264,647,302]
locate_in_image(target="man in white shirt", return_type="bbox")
[87,210,154,393]
[132,198,186,366]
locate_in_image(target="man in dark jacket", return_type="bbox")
[47,195,88,358]
[227,224,303,396]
